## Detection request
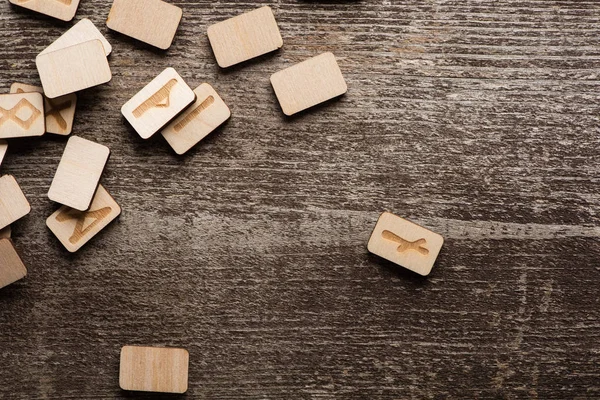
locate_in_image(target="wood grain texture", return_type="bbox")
[0,238,27,289]
[0,0,599,399]
[40,18,112,56]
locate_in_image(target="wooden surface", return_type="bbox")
[0,0,599,398]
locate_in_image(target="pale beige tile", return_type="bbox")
[207,6,283,68]
[47,185,120,252]
[41,18,112,56]
[161,83,230,154]
[367,212,444,276]
[0,93,45,139]
[120,346,189,394]
[107,0,182,50]
[0,239,27,289]
[48,136,110,211]
[0,226,11,239]
[9,0,80,22]
[122,67,195,139]
[36,39,111,99]
[270,52,347,116]
[10,83,77,136]
[0,140,7,167]
[0,175,31,231]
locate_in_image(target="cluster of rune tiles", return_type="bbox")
[1,0,444,394]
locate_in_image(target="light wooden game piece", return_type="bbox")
[106,0,182,50]
[36,39,112,99]
[122,68,195,139]
[0,226,11,239]
[367,212,444,276]
[207,6,283,68]
[0,239,27,290]
[48,136,110,211]
[0,93,45,139]
[119,346,189,394]
[0,140,7,167]
[41,18,112,56]
[0,175,31,231]
[161,83,231,154]
[46,185,120,252]
[10,83,77,136]
[8,0,80,22]
[270,52,348,116]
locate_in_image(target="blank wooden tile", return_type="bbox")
[0,140,7,167]
[270,52,348,116]
[36,39,112,99]
[367,212,444,276]
[0,239,27,289]
[0,175,31,231]
[41,18,112,56]
[107,0,182,50]
[47,185,120,252]
[122,68,195,139]
[120,346,189,394]
[161,83,231,154]
[0,226,11,239]
[10,83,77,136]
[48,136,110,211]
[0,93,45,139]
[9,0,80,22]
[207,6,283,68]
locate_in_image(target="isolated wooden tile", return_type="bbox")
[0,226,11,239]
[10,83,77,136]
[270,52,348,116]
[0,175,31,231]
[0,140,7,167]
[47,185,120,252]
[0,239,27,289]
[161,83,231,154]
[41,18,112,56]
[36,39,112,99]
[0,93,45,139]
[9,0,80,22]
[120,346,189,394]
[48,136,110,211]
[122,68,195,139]
[367,212,444,276]
[207,6,283,68]
[107,0,182,50]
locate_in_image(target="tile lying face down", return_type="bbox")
[122,67,196,140]
[9,0,81,22]
[207,6,283,68]
[161,83,231,154]
[47,184,121,252]
[40,18,112,57]
[0,92,45,139]
[367,211,444,276]
[48,136,110,212]
[119,346,189,394]
[36,39,112,99]
[106,0,183,50]
[10,83,77,136]
[0,239,27,290]
[270,52,348,116]
[0,175,31,231]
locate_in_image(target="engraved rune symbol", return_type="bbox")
[56,207,112,244]
[0,98,42,130]
[133,79,178,118]
[174,95,215,132]
[382,230,429,256]
[15,88,72,131]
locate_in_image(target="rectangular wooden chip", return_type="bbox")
[207,6,283,68]
[270,52,347,116]
[0,92,45,139]
[36,39,112,99]
[41,18,112,56]
[119,346,189,394]
[0,175,31,231]
[8,0,80,22]
[48,136,110,211]
[0,140,7,167]
[0,239,27,289]
[367,212,444,276]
